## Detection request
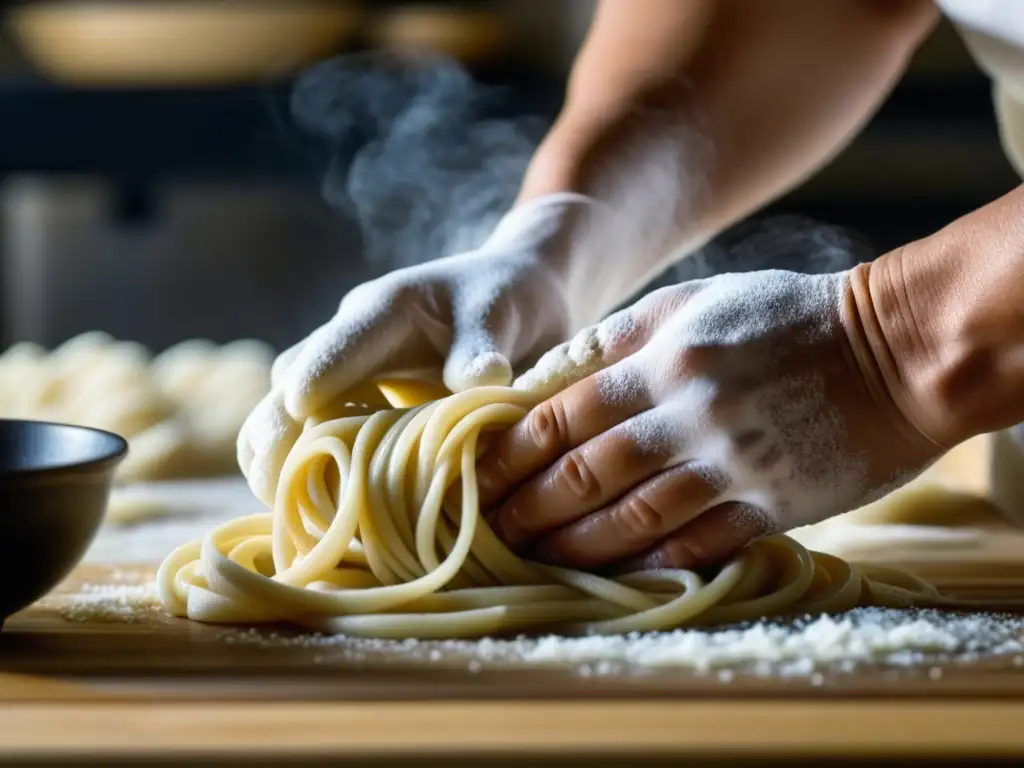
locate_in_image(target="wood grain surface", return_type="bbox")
[6,556,1024,698]
[3,436,1024,761]
[5,700,1024,760]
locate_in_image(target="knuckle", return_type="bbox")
[339,280,379,311]
[552,451,601,503]
[727,503,776,537]
[390,279,425,306]
[672,345,713,377]
[525,398,570,455]
[634,285,676,316]
[637,283,693,325]
[615,491,666,540]
[345,276,424,315]
[732,428,766,452]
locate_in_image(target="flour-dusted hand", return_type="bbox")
[476,269,944,571]
[237,194,608,506]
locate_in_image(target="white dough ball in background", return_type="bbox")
[0,333,274,484]
[117,419,192,483]
[152,339,219,398]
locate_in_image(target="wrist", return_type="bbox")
[843,213,1019,448]
[486,192,598,267]
[510,101,713,327]
[486,193,625,328]
[842,249,955,449]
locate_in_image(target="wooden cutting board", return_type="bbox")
[5,436,1024,761]
[6,546,1024,760]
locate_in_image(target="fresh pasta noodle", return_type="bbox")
[157,379,957,640]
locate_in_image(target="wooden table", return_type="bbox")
[4,438,1024,763]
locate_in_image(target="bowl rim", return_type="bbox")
[0,418,129,479]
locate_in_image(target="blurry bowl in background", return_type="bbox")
[7,1,363,86]
[368,5,511,66]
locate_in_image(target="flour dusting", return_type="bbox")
[50,568,1024,682]
[212,608,1024,680]
[59,582,159,624]
[237,391,302,508]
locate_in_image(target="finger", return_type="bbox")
[443,302,514,392]
[512,305,649,400]
[236,391,303,508]
[527,462,727,568]
[282,288,432,419]
[510,280,705,400]
[486,409,684,549]
[476,358,653,512]
[236,421,255,476]
[480,304,659,503]
[618,502,776,573]
[271,340,306,389]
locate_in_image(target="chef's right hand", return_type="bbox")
[237,194,596,507]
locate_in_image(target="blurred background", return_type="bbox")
[0,0,1016,352]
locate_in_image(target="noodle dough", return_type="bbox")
[157,379,949,640]
[0,333,273,484]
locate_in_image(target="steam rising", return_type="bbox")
[291,53,547,268]
[291,53,871,289]
[675,215,874,283]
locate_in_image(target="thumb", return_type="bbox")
[511,306,644,400]
[236,391,303,508]
[512,283,702,399]
[281,295,416,419]
[443,314,514,392]
[270,339,305,390]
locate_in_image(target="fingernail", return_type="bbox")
[476,468,497,494]
[488,507,523,550]
[476,455,512,507]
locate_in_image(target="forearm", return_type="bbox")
[520,0,937,322]
[847,184,1024,448]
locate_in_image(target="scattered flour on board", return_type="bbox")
[57,582,160,624]
[59,482,1024,680]
[50,578,1024,679]
[213,608,1024,679]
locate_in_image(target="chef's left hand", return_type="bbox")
[476,269,944,572]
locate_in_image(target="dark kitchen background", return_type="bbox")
[0,1,1014,353]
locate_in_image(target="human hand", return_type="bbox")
[237,194,595,506]
[476,269,942,572]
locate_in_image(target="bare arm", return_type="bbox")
[849,182,1024,450]
[519,0,939,306]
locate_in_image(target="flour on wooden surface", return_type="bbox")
[49,570,1024,679]
[58,582,160,624]
[66,482,1024,681]
[210,608,1024,679]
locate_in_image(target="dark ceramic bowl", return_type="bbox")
[0,419,127,628]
